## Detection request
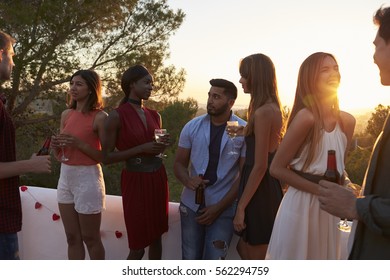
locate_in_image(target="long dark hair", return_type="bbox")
[119,65,150,105]
[68,69,103,113]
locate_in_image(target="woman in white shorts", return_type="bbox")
[51,69,107,260]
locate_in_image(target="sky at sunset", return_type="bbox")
[166,0,390,114]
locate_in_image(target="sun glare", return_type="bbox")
[167,0,390,118]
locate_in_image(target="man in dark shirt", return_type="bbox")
[0,30,51,260]
[318,6,390,259]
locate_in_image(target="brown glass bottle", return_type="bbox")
[37,136,51,156]
[324,150,341,184]
[195,174,205,205]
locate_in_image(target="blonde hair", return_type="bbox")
[288,52,340,171]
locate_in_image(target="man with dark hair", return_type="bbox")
[174,78,246,259]
[209,78,238,100]
[318,6,390,259]
[0,30,51,260]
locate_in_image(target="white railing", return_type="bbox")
[18,186,240,260]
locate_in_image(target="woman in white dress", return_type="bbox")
[266,52,356,259]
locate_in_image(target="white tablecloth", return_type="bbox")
[18,186,240,260]
[18,186,350,260]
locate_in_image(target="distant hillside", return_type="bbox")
[195,106,373,135]
[353,111,372,135]
[196,108,206,116]
[195,108,247,119]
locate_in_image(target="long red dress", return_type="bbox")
[115,103,169,250]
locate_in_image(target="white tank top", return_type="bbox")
[290,123,347,176]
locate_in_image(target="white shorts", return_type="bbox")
[57,163,106,214]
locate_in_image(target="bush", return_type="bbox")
[345,147,371,186]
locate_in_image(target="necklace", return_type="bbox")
[128,98,142,106]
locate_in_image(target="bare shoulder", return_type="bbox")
[254,103,281,120]
[340,111,356,128]
[61,108,72,117]
[103,109,119,128]
[107,109,119,120]
[291,108,315,128]
[93,110,108,130]
[60,109,72,122]
[95,110,108,120]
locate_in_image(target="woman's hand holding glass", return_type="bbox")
[226,122,245,137]
[226,121,244,155]
[51,132,71,162]
[154,129,171,158]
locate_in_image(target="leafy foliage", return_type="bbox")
[365,104,390,139]
[346,147,371,186]
[159,98,198,147]
[0,0,185,128]
[345,104,390,186]
[3,0,188,199]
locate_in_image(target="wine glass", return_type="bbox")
[337,183,360,232]
[59,142,69,162]
[55,129,69,162]
[226,121,239,155]
[337,219,351,232]
[154,128,168,158]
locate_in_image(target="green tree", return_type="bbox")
[345,104,390,187]
[365,104,390,139]
[345,147,371,186]
[0,0,185,128]
[1,0,188,195]
[158,98,198,201]
[159,98,198,147]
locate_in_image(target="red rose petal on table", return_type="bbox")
[115,230,123,238]
[52,213,60,221]
[20,186,28,192]
[35,202,42,209]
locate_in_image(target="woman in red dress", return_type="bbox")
[103,65,169,259]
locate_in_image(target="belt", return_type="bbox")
[292,169,345,184]
[292,169,325,184]
[125,156,162,172]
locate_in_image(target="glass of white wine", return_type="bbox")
[337,183,360,232]
[154,128,168,158]
[226,121,239,155]
[337,219,351,233]
[55,129,69,162]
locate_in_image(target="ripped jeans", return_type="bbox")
[179,202,235,260]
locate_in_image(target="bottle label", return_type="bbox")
[324,150,341,184]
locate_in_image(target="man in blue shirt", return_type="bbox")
[174,78,246,259]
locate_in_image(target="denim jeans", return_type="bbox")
[179,202,235,260]
[0,233,20,260]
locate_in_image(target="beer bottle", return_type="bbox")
[195,174,205,205]
[324,150,341,184]
[37,136,51,156]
